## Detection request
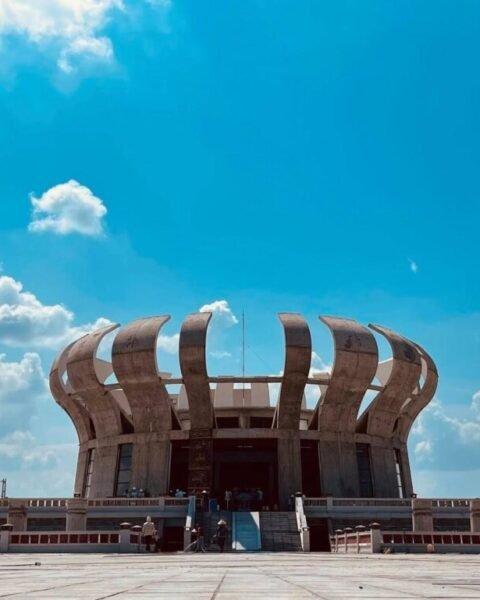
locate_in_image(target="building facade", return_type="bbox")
[50,312,437,509]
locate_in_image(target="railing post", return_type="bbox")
[369,522,382,553]
[66,498,88,531]
[0,524,12,553]
[355,525,366,553]
[412,498,433,531]
[119,522,132,553]
[334,529,342,553]
[184,495,195,550]
[131,525,142,553]
[344,527,352,552]
[470,499,480,532]
[295,494,310,552]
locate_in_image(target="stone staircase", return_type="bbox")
[260,511,302,551]
[232,511,261,551]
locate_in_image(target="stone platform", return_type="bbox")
[0,552,479,599]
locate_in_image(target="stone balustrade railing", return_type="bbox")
[304,497,473,509]
[87,497,189,508]
[382,530,480,545]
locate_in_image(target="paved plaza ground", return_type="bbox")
[0,552,479,599]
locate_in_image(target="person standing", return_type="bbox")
[142,516,156,552]
[224,489,232,510]
[194,524,206,552]
[216,520,228,553]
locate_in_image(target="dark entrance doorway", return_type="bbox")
[213,439,277,509]
[169,442,189,493]
[301,441,321,497]
[308,518,331,552]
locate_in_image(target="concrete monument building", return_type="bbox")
[50,312,437,510]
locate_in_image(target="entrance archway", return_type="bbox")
[213,439,277,509]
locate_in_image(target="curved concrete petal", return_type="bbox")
[49,342,92,445]
[357,325,422,438]
[276,313,312,429]
[179,312,214,430]
[397,343,438,442]
[358,324,422,437]
[112,316,173,432]
[317,316,378,432]
[66,324,124,438]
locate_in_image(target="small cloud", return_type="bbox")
[472,390,480,416]
[415,440,432,457]
[210,351,232,359]
[28,180,107,236]
[310,351,332,376]
[199,300,239,327]
[408,258,418,273]
[157,333,179,354]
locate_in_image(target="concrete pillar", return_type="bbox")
[91,444,118,498]
[399,446,414,497]
[66,498,88,531]
[131,439,170,497]
[318,438,360,497]
[0,524,13,552]
[188,431,213,497]
[369,446,398,497]
[73,447,89,497]
[369,522,382,553]
[7,502,27,531]
[470,499,480,532]
[277,433,302,509]
[412,498,433,531]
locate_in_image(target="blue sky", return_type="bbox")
[0,0,479,497]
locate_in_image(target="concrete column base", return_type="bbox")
[66,498,88,531]
[7,502,27,532]
[412,499,434,531]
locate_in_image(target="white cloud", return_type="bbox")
[146,0,172,6]
[210,350,232,359]
[415,440,432,457]
[155,300,238,359]
[309,351,331,376]
[0,0,123,73]
[0,274,111,349]
[157,332,179,354]
[0,0,173,75]
[0,430,77,496]
[472,390,480,416]
[0,353,49,436]
[408,258,418,273]
[29,180,107,236]
[199,300,239,327]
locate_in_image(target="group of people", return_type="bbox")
[123,487,150,498]
[224,488,264,511]
[185,520,229,553]
[140,515,229,553]
[168,488,187,498]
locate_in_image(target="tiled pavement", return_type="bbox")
[0,552,480,599]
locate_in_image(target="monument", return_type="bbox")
[50,312,437,509]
